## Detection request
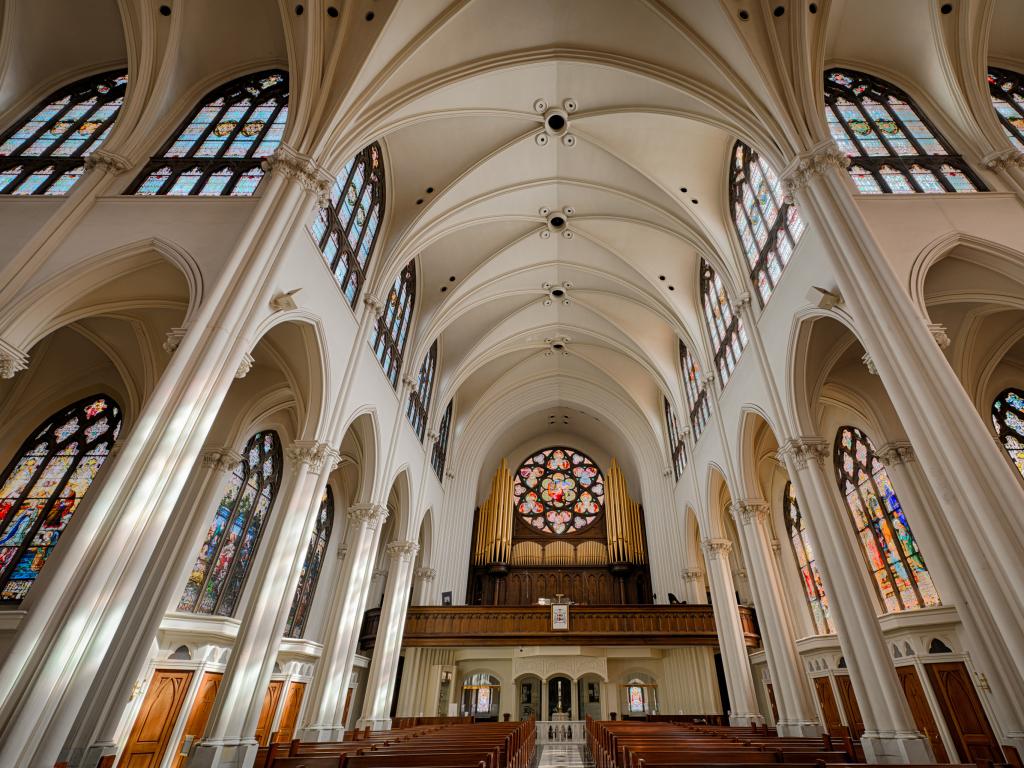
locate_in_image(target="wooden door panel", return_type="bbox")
[254,680,284,746]
[117,670,193,768]
[171,672,221,768]
[813,677,843,736]
[896,665,948,762]
[342,687,354,727]
[834,674,865,738]
[926,662,1003,765]
[765,683,779,722]
[275,682,306,743]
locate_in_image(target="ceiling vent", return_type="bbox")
[543,282,572,306]
[544,336,571,356]
[538,206,575,239]
[534,98,578,147]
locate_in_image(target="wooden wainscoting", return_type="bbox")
[117,670,193,768]
[170,671,221,768]
[926,661,1003,765]
[834,674,865,738]
[275,682,306,743]
[812,676,844,736]
[896,665,948,762]
[254,680,284,747]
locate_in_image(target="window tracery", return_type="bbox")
[834,426,939,613]
[988,67,1024,151]
[407,341,437,442]
[664,398,686,481]
[513,447,604,535]
[285,486,333,638]
[432,400,453,480]
[129,70,288,197]
[178,431,282,616]
[679,340,710,439]
[701,260,748,386]
[311,142,385,306]
[0,395,121,602]
[0,70,127,195]
[824,68,982,194]
[992,387,1024,479]
[783,481,832,634]
[371,261,416,387]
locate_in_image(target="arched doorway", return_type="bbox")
[461,673,500,721]
[547,676,572,719]
[516,675,541,720]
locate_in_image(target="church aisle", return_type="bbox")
[536,743,594,768]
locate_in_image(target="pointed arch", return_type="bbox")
[679,339,711,439]
[285,485,334,638]
[701,259,748,387]
[407,340,437,442]
[783,481,832,634]
[371,260,416,387]
[992,388,1024,480]
[987,67,1024,151]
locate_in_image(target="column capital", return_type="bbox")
[701,538,732,557]
[286,441,340,473]
[0,337,29,379]
[735,500,770,525]
[861,351,877,375]
[163,327,188,354]
[777,437,829,470]
[347,503,388,529]
[681,568,704,583]
[414,567,436,582]
[926,322,951,350]
[83,149,134,175]
[363,294,385,318]
[260,144,333,207]
[201,447,243,473]
[876,442,915,466]
[983,148,1024,172]
[400,374,417,392]
[780,140,851,203]
[386,540,420,562]
[426,429,440,444]
[235,352,255,379]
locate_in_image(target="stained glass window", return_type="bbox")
[988,68,1024,152]
[627,686,645,713]
[729,142,806,302]
[431,400,453,481]
[371,261,416,387]
[992,387,1024,479]
[679,340,711,439]
[513,447,604,535]
[0,395,121,602]
[311,142,386,306]
[178,431,282,616]
[128,70,287,197]
[834,426,939,613]
[0,70,127,196]
[407,341,437,442]
[664,398,686,481]
[701,260,748,387]
[825,68,983,194]
[285,486,333,638]
[783,482,832,634]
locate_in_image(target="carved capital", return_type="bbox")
[983,148,1024,172]
[163,327,188,354]
[734,291,752,313]
[235,352,254,379]
[286,441,340,473]
[84,150,133,175]
[338,543,349,560]
[681,568,704,583]
[401,374,417,392]
[201,447,243,473]
[426,429,440,444]
[777,438,829,470]
[414,567,436,582]
[861,351,877,375]
[260,144,332,206]
[701,538,733,557]
[0,339,29,379]
[386,540,420,562]
[736,500,770,526]
[876,442,915,466]
[927,322,951,350]
[363,295,385,318]
[781,142,851,203]
[663,466,675,478]
[347,503,388,529]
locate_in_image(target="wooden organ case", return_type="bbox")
[467,453,652,606]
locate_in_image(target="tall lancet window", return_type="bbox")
[407,341,437,442]
[431,400,453,480]
[0,395,121,602]
[783,482,832,634]
[824,68,982,194]
[664,398,686,481]
[178,431,282,616]
[129,70,288,197]
[988,68,1024,151]
[679,340,710,439]
[285,486,333,638]
[992,388,1024,479]
[834,426,939,613]
[371,261,416,387]
[729,142,806,302]
[701,260,748,386]
[0,70,127,195]
[312,142,386,306]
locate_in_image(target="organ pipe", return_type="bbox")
[473,459,514,565]
[605,458,647,565]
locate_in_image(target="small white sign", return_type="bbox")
[551,603,569,630]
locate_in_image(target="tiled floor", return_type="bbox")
[536,744,594,768]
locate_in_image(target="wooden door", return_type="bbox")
[117,670,193,768]
[254,680,284,746]
[342,687,354,727]
[275,682,306,743]
[171,672,222,768]
[765,683,779,722]
[813,677,844,736]
[834,674,865,738]
[926,662,1003,765]
[896,665,948,762]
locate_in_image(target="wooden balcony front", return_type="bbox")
[359,604,760,649]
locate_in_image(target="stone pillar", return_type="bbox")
[570,678,579,720]
[661,647,721,715]
[735,501,821,736]
[357,541,419,730]
[413,567,437,606]
[187,441,339,768]
[298,503,388,741]
[777,438,931,763]
[701,538,763,726]
[681,568,706,605]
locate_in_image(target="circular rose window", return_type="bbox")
[513,447,604,535]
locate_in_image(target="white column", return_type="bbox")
[187,441,338,768]
[357,540,419,730]
[681,568,706,605]
[778,438,931,763]
[661,647,721,715]
[298,503,387,741]
[413,567,437,606]
[735,501,821,736]
[701,538,763,725]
